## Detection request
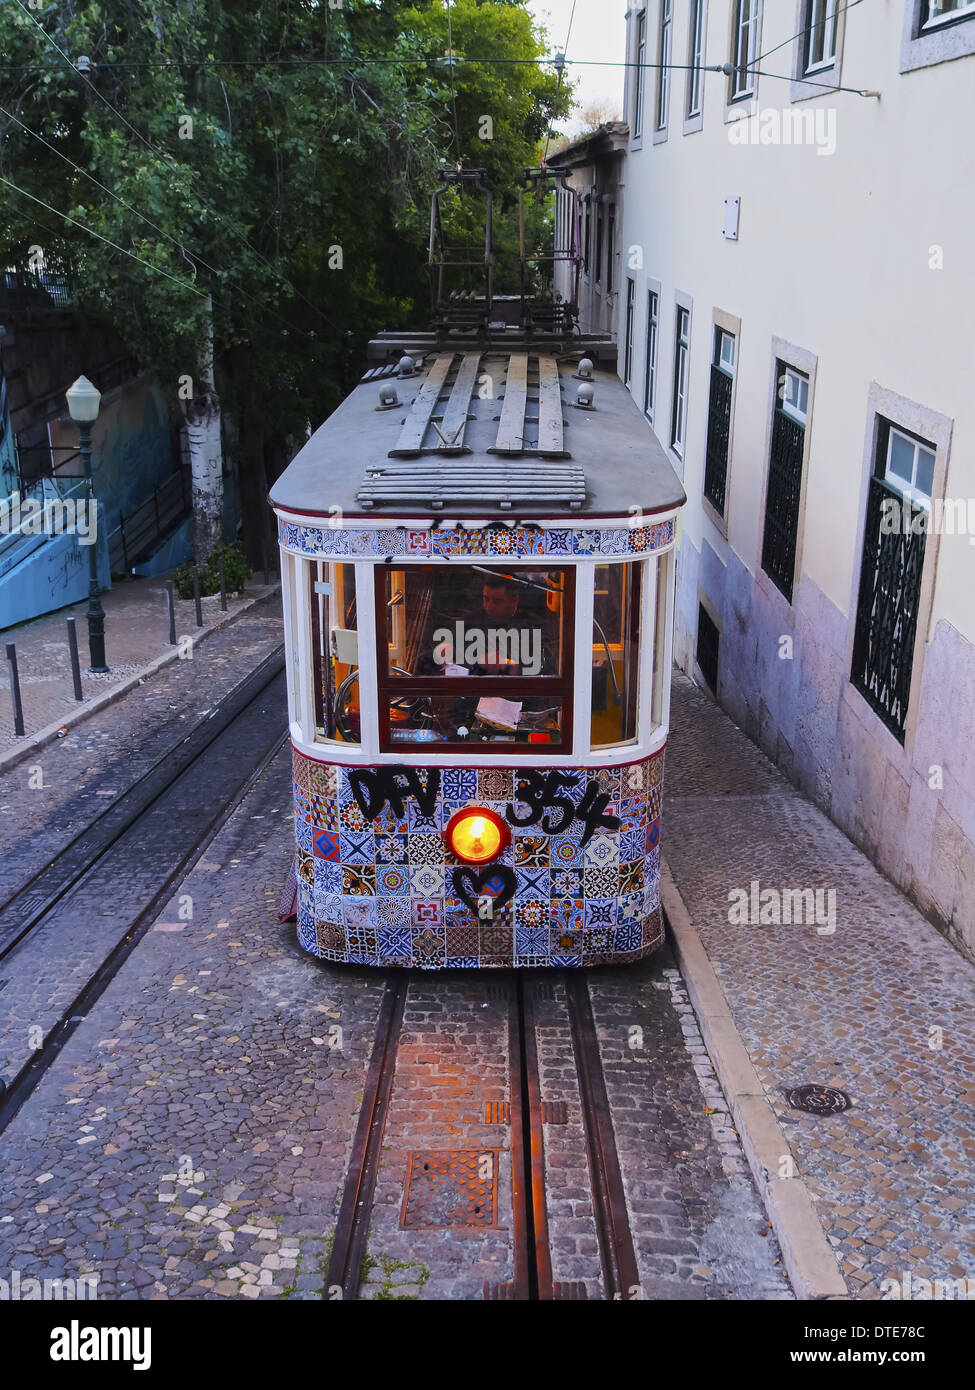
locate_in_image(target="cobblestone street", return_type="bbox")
[665,673,975,1299]
[0,602,972,1303]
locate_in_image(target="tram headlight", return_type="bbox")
[444,807,509,865]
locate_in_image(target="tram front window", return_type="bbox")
[378,565,573,749]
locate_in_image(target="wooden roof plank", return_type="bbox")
[493,352,529,454]
[536,356,565,456]
[390,353,454,455]
[437,352,481,448]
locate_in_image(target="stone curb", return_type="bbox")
[660,856,849,1302]
[0,586,280,777]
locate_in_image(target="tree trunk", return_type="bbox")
[183,295,223,566]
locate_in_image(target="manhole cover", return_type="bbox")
[787,1084,851,1115]
[402,1150,499,1228]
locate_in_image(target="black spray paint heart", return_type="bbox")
[452,864,517,919]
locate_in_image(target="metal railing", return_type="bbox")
[107,467,192,574]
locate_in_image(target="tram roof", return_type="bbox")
[269,339,687,523]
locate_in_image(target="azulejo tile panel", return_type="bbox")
[277,517,676,560]
[289,747,667,969]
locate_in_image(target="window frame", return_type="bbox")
[756,339,818,608]
[729,0,762,103]
[844,385,953,753]
[703,314,739,527]
[633,9,648,142]
[373,563,576,756]
[622,276,636,387]
[654,0,673,140]
[670,301,691,459]
[643,283,660,424]
[901,0,975,67]
[685,0,708,130]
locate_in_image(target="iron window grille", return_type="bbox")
[697,604,720,692]
[760,362,808,601]
[851,420,932,741]
[687,0,706,116]
[704,329,734,516]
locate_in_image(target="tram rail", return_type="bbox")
[326,970,641,1301]
[0,646,288,1135]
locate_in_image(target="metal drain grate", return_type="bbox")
[402,1150,499,1228]
[541,1101,568,1124]
[787,1084,851,1115]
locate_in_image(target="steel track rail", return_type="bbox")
[0,644,286,963]
[564,971,641,1300]
[0,712,290,1136]
[324,973,409,1301]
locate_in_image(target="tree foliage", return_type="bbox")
[0,0,572,550]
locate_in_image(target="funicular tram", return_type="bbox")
[271,168,686,969]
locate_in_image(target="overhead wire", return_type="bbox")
[8,0,341,334]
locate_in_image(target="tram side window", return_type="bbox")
[591,560,642,750]
[377,565,574,749]
[310,561,360,743]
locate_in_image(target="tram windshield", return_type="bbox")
[377,565,573,749]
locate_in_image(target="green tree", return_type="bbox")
[0,0,571,561]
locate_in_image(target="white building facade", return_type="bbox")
[617,0,975,958]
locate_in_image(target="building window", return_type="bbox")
[583,198,591,274]
[687,0,706,117]
[697,603,719,692]
[622,278,635,386]
[761,362,808,601]
[731,0,760,100]
[851,421,934,741]
[634,11,647,139]
[921,0,975,29]
[606,203,615,293]
[644,289,659,423]
[704,328,735,516]
[671,305,690,457]
[595,201,604,286]
[656,0,672,130]
[803,0,838,71]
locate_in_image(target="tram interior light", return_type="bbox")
[445,807,508,864]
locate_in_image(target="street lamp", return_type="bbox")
[65,375,107,673]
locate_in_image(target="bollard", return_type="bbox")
[166,580,177,646]
[66,618,84,701]
[6,643,25,736]
[219,554,227,611]
[192,566,203,628]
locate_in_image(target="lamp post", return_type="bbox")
[65,375,108,673]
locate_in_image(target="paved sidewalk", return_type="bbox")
[663,673,975,1300]
[0,574,280,765]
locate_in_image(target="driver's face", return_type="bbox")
[482,583,519,620]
